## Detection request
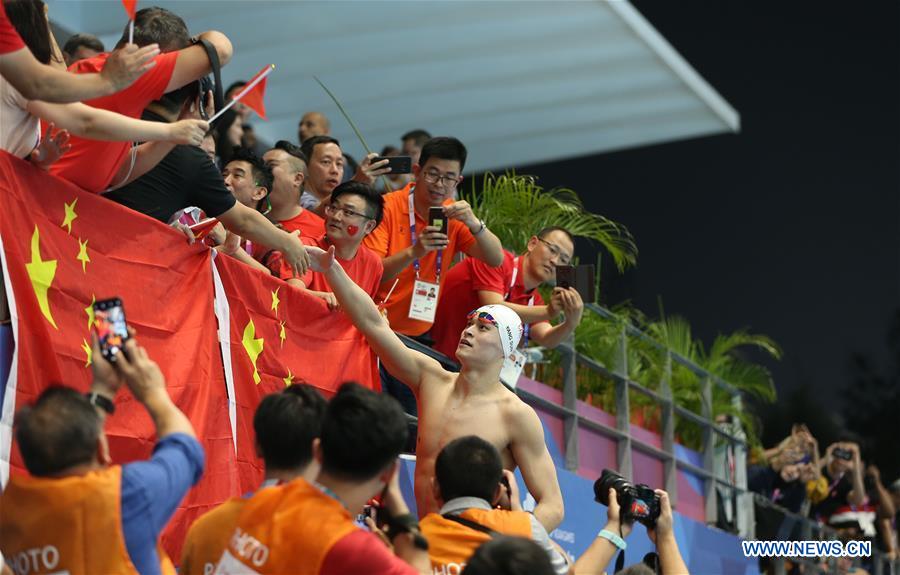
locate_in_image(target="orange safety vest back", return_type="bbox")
[218,478,357,574]
[420,507,533,574]
[0,466,176,575]
[181,497,247,575]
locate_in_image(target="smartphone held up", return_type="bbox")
[92,297,130,362]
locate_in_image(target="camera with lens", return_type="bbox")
[594,468,661,527]
[832,447,853,461]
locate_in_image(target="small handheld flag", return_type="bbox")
[209,64,274,123]
[122,0,138,44]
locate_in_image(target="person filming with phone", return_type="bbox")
[430,226,584,369]
[812,441,867,526]
[0,325,203,575]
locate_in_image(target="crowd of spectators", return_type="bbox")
[748,424,899,574]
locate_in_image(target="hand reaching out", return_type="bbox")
[102,43,160,92]
[29,123,71,170]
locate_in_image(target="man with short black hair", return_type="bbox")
[62,33,104,66]
[215,383,430,574]
[282,181,384,309]
[0,335,203,574]
[401,129,431,166]
[263,140,324,237]
[420,436,569,575]
[431,226,584,364]
[300,135,389,213]
[181,385,327,575]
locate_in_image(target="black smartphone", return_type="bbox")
[372,155,412,174]
[93,297,129,362]
[833,447,853,461]
[555,264,596,304]
[428,206,448,235]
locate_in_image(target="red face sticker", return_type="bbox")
[347,225,359,236]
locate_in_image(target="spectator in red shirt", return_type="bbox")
[283,181,384,309]
[431,226,584,362]
[0,0,158,103]
[49,6,233,193]
[263,141,325,237]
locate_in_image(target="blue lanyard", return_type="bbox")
[408,189,442,283]
[507,256,534,348]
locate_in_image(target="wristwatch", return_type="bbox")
[86,392,115,415]
[472,219,486,236]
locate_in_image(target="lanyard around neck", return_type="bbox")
[508,256,534,347]
[408,189,442,282]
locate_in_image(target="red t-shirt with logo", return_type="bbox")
[431,250,547,361]
[0,2,24,54]
[49,51,179,193]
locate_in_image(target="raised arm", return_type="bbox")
[0,42,159,102]
[310,245,438,392]
[510,403,564,532]
[217,203,309,277]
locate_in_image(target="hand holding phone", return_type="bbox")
[92,297,130,362]
[371,155,412,174]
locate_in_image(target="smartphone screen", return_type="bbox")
[555,265,576,290]
[93,298,129,362]
[428,206,448,235]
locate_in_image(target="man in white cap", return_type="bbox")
[306,245,564,532]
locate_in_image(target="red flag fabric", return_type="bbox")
[236,65,271,120]
[212,255,378,493]
[0,153,237,560]
[0,151,379,562]
[122,0,137,20]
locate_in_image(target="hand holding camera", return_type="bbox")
[594,469,661,529]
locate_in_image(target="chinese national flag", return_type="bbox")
[212,255,378,493]
[0,152,238,560]
[122,0,138,19]
[236,65,272,120]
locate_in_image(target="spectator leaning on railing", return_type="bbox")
[0,333,203,575]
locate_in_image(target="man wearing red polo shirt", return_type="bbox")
[430,226,584,364]
[50,7,233,193]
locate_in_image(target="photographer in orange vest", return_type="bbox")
[419,436,570,575]
[0,335,203,575]
[181,385,327,575]
[214,383,430,574]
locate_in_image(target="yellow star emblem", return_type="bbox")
[81,338,92,367]
[279,321,286,347]
[283,369,294,387]
[271,287,281,314]
[25,226,58,329]
[84,295,95,332]
[61,199,78,234]
[241,319,264,385]
[76,238,90,273]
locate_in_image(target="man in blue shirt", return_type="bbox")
[0,335,204,575]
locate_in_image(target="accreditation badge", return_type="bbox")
[408,280,440,322]
[499,349,527,390]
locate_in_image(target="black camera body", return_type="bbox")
[594,468,661,527]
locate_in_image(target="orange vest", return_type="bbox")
[420,508,532,574]
[0,466,176,575]
[217,478,357,574]
[181,497,247,575]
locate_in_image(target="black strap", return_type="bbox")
[442,513,500,537]
[197,37,224,114]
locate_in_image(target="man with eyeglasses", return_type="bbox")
[274,182,384,311]
[431,227,584,364]
[363,137,503,418]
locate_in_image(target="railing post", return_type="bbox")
[614,325,632,481]
[660,351,677,506]
[732,394,753,539]
[561,336,579,472]
[701,375,716,525]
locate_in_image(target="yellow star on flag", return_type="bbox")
[76,238,90,273]
[242,319,264,385]
[81,338,92,367]
[279,321,286,347]
[283,369,294,387]
[84,295,95,332]
[61,199,78,234]
[271,287,281,314]
[25,226,57,329]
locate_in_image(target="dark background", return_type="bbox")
[519,2,900,459]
